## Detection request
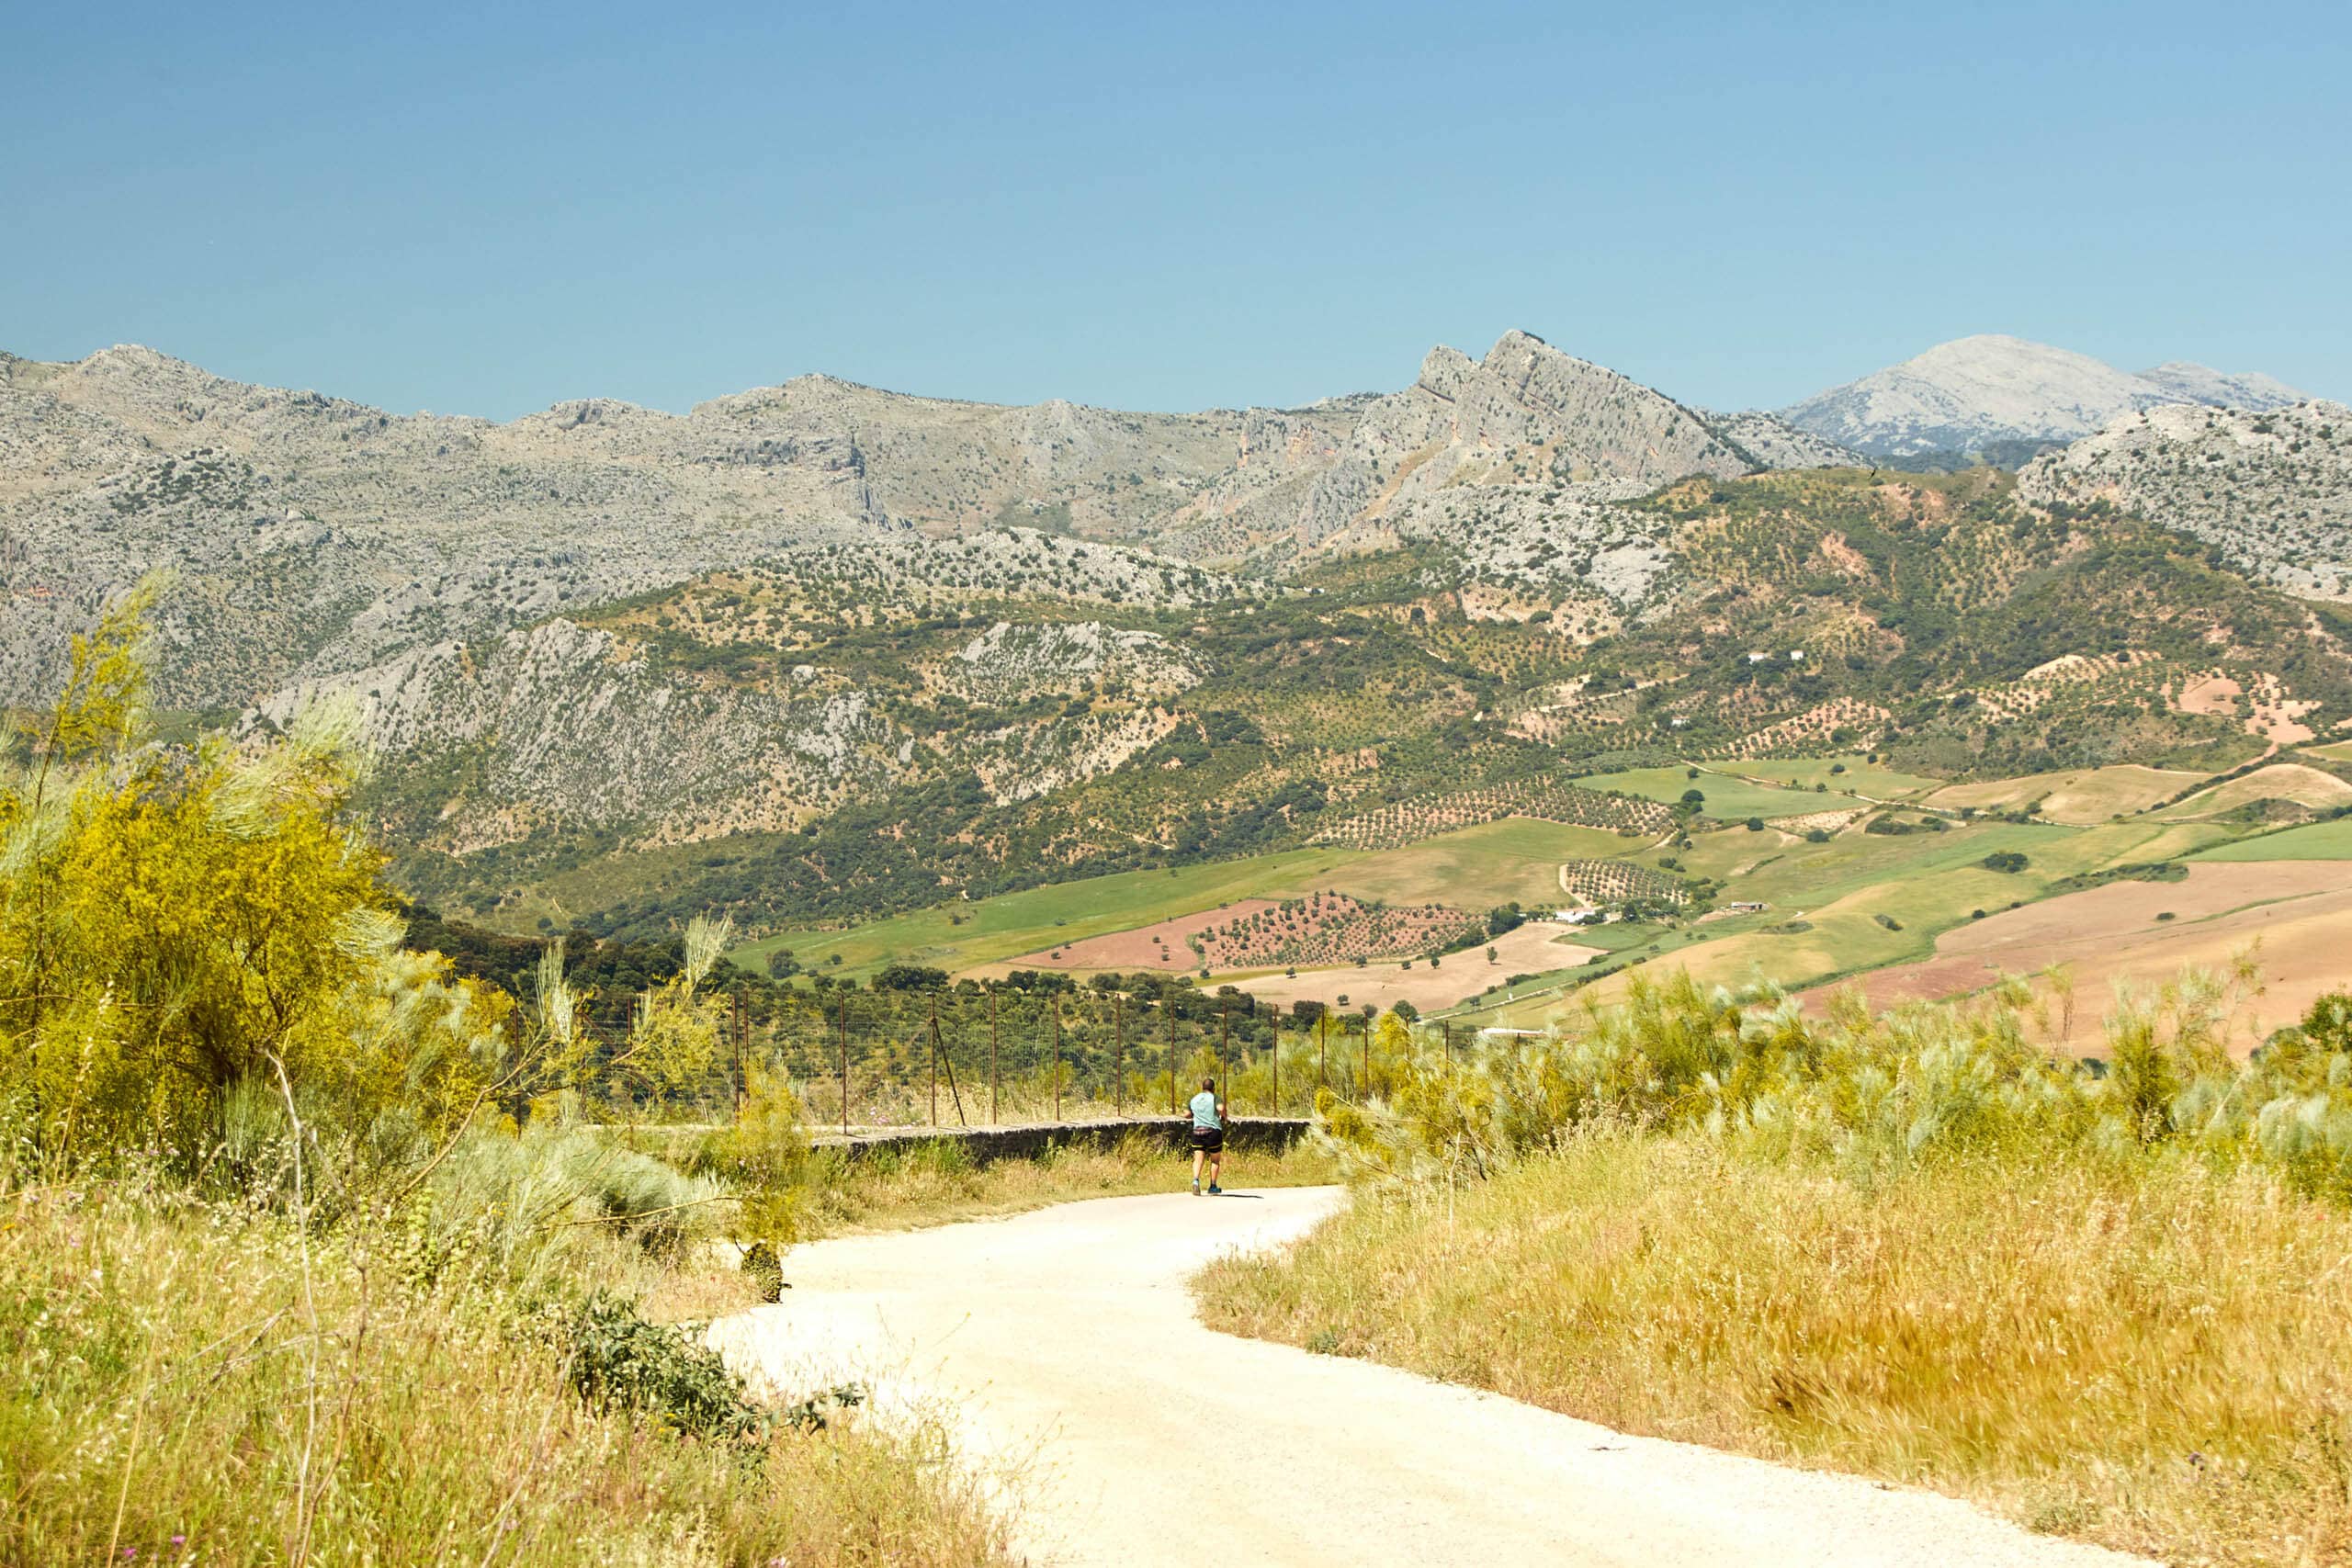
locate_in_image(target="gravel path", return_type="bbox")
[712,1186,2153,1567]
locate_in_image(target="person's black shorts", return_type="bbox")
[1191,1125,1225,1156]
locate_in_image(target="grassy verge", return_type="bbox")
[1,1176,1012,1567]
[1196,1131,2352,1565]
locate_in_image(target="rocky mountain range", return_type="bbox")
[6,329,2346,937]
[1778,333,2308,461]
[0,330,1830,714]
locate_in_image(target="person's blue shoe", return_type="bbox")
[1207,1183,1223,1195]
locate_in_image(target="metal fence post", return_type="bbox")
[1219,997,1229,1110]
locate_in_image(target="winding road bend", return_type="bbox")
[712,1186,2151,1567]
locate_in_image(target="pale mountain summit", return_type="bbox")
[1780,333,2309,459]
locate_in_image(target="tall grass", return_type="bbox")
[1196,972,2352,1565]
[0,1170,1013,1566]
[1201,1133,2352,1564]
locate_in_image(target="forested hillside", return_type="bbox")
[379,466,2352,940]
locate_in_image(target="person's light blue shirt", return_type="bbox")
[1189,1090,1221,1131]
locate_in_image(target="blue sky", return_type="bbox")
[7,1,2346,418]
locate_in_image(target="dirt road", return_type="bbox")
[713,1188,2150,1567]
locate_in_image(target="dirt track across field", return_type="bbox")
[712,1190,2151,1567]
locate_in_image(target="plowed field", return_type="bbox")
[1814,863,2352,1055]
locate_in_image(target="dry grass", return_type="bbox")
[0,1177,1014,1566]
[1197,1132,2352,1567]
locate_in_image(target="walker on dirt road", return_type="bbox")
[1187,1077,1225,1195]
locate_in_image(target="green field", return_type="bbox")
[729,748,2299,1013]
[1675,818,2075,905]
[2189,817,2352,862]
[732,848,1357,980]
[1722,755,1945,800]
[1573,764,1866,820]
[736,818,1650,982]
[1459,816,2209,1028]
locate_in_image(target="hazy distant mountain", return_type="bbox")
[1779,334,2310,460]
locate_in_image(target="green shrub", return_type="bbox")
[557,1291,768,1440]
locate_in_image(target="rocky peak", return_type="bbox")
[1781,334,2313,460]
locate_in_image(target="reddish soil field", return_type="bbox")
[1814,863,2352,1056]
[1014,899,1281,973]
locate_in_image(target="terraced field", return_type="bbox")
[734,848,1354,982]
[1721,755,1944,799]
[1464,813,2219,1028]
[1317,818,1630,908]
